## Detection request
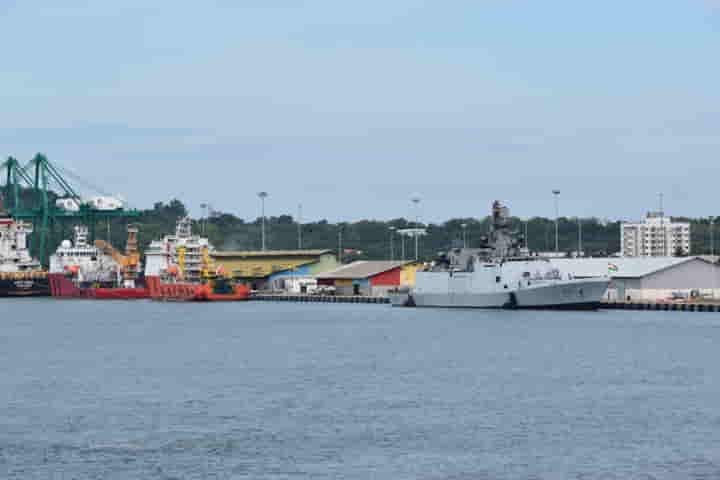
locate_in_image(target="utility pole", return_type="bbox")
[389,226,395,260]
[578,217,582,257]
[200,203,207,235]
[552,190,560,253]
[411,194,421,260]
[297,203,302,250]
[711,216,716,258]
[258,192,268,251]
[711,216,717,298]
[337,225,343,264]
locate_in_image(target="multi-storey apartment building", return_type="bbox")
[621,212,690,257]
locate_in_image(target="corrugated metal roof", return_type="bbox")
[549,257,699,278]
[316,261,410,280]
[212,249,333,258]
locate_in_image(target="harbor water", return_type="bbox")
[2,301,720,479]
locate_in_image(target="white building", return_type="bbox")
[621,212,690,257]
[550,257,720,302]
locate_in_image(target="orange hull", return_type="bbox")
[146,276,250,301]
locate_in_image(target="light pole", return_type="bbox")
[200,203,207,235]
[578,216,582,257]
[552,190,560,253]
[710,216,716,258]
[411,194,421,260]
[258,191,268,251]
[337,224,343,264]
[297,203,303,250]
[389,226,396,260]
[461,223,468,248]
[712,216,717,298]
[524,220,529,252]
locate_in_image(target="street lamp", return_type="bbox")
[200,203,207,235]
[552,190,560,253]
[389,226,396,260]
[577,216,582,257]
[461,223,468,248]
[712,216,717,299]
[257,191,268,251]
[337,224,343,264]
[711,216,716,258]
[411,194,421,260]
[297,203,303,250]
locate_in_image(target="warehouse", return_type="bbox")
[211,249,339,291]
[316,261,418,296]
[550,257,720,302]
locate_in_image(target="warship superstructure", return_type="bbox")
[392,201,609,309]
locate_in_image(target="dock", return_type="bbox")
[251,294,720,311]
[251,294,390,304]
[600,301,720,312]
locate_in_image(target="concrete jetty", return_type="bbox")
[251,294,390,304]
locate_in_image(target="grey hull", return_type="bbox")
[391,279,609,310]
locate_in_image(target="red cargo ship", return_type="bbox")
[48,224,149,299]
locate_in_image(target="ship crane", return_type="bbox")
[1,153,140,266]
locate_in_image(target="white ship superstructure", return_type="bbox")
[49,226,119,284]
[0,217,42,272]
[144,216,213,283]
[392,201,610,309]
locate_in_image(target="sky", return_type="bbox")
[1,1,719,223]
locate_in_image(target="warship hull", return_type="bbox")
[391,278,609,310]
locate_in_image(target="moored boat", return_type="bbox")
[144,217,249,302]
[391,201,609,310]
[48,224,149,299]
[0,216,49,297]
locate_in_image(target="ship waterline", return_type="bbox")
[393,278,609,309]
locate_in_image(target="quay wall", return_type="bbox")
[250,294,720,311]
[252,294,390,304]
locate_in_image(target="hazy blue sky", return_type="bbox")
[2,1,719,222]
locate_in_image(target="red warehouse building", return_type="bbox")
[316,261,413,296]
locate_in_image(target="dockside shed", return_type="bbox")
[316,261,416,296]
[212,249,339,291]
[550,257,720,302]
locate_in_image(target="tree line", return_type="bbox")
[90,199,719,261]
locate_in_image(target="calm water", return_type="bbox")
[1,300,720,479]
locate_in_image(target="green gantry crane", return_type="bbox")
[1,153,140,266]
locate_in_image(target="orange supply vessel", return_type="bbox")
[144,216,249,302]
[146,276,250,302]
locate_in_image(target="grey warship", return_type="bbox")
[392,201,609,309]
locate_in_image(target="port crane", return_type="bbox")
[1,153,140,266]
